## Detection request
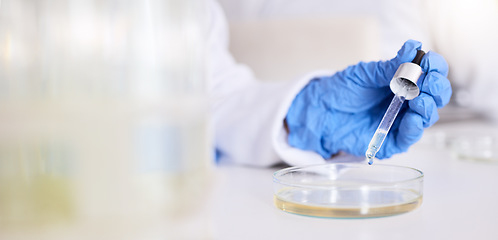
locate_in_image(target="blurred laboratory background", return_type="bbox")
[219,0,498,121]
[0,0,211,239]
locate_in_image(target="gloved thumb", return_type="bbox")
[380,40,423,81]
[338,40,423,89]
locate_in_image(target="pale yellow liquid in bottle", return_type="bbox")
[274,188,422,218]
[0,176,74,228]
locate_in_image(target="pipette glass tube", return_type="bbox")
[365,87,408,165]
[365,49,425,165]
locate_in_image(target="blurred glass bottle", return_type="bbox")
[0,0,211,239]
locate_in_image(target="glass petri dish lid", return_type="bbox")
[273,163,423,218]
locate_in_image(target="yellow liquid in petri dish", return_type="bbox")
[274,188,422,218]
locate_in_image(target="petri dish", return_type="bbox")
[273,163,423,218]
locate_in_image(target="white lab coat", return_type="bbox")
[207,1,328,167]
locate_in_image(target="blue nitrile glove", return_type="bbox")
[285,40,452,159]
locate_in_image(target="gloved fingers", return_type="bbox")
[408,93,440,128]
[391,111,424,155]
[420,71,452,108]
[374,111,423,159]
[420,51,449,77]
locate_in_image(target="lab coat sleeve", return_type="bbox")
[207,0,328,167]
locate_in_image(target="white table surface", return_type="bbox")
[206,121,498,240]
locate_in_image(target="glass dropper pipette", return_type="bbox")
[365,50,425,165]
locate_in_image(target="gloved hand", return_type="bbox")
[285,40,452,159]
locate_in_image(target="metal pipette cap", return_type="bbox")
[389,50,426,100]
